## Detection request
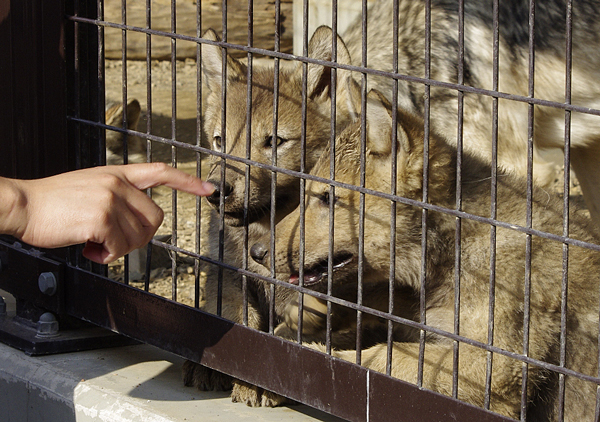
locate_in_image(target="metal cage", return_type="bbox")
[1,0,600,421]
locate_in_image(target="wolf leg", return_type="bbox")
[184,277,291,407]
[182,359,233,391]
[231,379,292,407]
[183,267,265,392]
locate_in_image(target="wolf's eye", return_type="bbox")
[213,135,222,150]
[319,191,336,206]
[265,135,287,148]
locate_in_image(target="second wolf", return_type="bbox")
[250,90,600,420]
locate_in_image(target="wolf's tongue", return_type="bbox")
[289,272,321,286]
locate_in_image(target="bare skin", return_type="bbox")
[0,163,214,264]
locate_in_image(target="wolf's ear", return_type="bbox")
[125,99,141,129]
[201,28,247,91]
[305,26,354,102]
[366,90,411,156]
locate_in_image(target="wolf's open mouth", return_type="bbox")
[289,253,354,286]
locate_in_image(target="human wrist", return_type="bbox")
[0,177,28,238]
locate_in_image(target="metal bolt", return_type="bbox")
[36,312,59,338]
[38,272,57,296]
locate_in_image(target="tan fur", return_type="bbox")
[251,90,600,420]
[105,99,144,164]
[183,27,362,405]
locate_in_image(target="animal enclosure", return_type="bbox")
[2,0,600,421]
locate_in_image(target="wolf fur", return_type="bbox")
[250,90,600,420]
[188,0,600,408]
[182,27,363,405]
[340,0,600,226]
[105,98,144,165]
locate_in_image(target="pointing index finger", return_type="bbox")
[117,163,215,196]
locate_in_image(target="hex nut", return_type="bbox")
[38,272,57,296]
[36,312,59,338]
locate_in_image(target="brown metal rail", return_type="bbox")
[0,237,513,422]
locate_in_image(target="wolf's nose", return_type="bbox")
[206,180,233,205]
[250,243,269,265]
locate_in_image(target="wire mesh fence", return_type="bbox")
[62,0,600,420]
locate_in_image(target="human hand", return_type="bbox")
[1,163,214,264]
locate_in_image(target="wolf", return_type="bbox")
[250,90,600,420]
[181,27,363,406]
[333,0,600,226]
[105,98,145,165]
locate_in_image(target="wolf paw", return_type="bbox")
[231,379,290,407]
[273,321,297,340]
[182,360,233,391]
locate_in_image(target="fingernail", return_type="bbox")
[201,181,216,196]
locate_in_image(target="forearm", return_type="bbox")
[0,177,27,238]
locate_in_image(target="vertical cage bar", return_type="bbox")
[145,1,153,159]
[326,0,336,354]
[268,0,282,334]
[120,0,129,166]
[386,0,399,376]
[559,1,573,419]
[121,0,131,285]
[194,0,203,307]
[296,0,311,344]
[356,0,369,366]
[73,0,82,176]
[216,0,228,317]
[170,0,179,301]
[0,0,14,177]
[144,0,154,293]
[242,0,254,326]
[452,0,465,399]
[418,0,432,388]
[97,0,105,169]
[484,0,500,410]
[520,0,537,419]
[75,0,83,173]
[73,0,81,170]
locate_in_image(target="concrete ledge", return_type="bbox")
[0,341,343,422]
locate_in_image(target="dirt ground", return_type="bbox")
[103,58,588,307]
